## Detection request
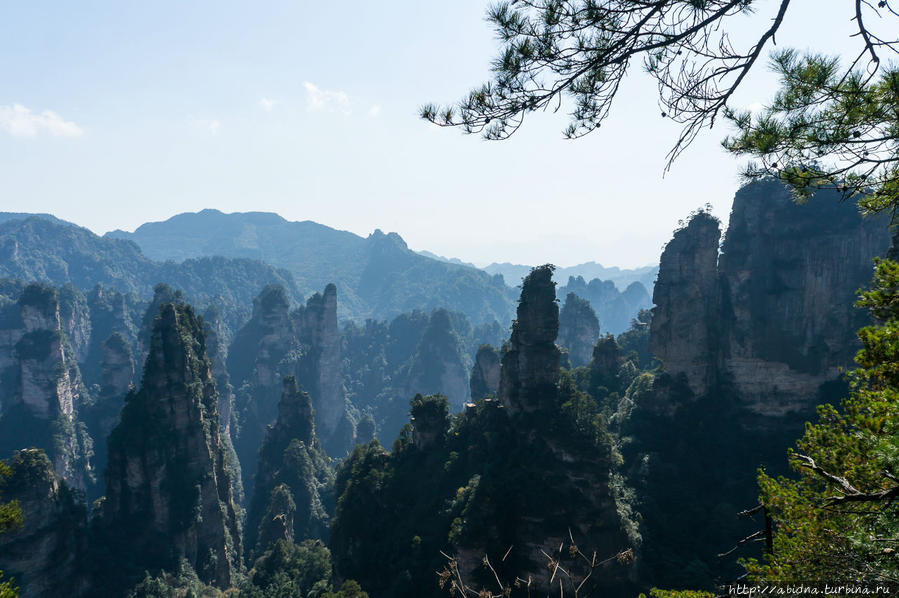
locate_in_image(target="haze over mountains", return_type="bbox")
[0,180,894,596]
[105,209,654,330]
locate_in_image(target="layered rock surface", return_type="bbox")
[230,284,349,497]
[101,302,242,590]
[0,284,94,492]
[649,211,722,396]
[649,181,891,419]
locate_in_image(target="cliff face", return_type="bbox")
[649,181,891,419]
[245,376,333,556]
[230,284,349,497]
[296,284,351,453]
[558,292,601,367]
[83,284,139,389]
[0,284,94,492]
[405,308,471,411]
[498,266,561,414]
[101,302,242,590]
[0,449,89,598]
[718,182,890,416]
[469,344,501,401]
[649,211,722,397]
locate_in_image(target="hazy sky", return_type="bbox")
[0,1,871,268]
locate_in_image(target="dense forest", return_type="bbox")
[1,177,896,596]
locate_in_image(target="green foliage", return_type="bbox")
[640,589,715,598]
[617,309,653,369]
[0,459,23,598]
[724,52,899,211]
[100,301,242,593]
[744,258,899,583]
[240,539,332,597]
[330,368,627,597]
[0,462,24,536]
[315,580,369,598]
[0,572,17,598]
[424,0,896,201]
[127,560,223,598]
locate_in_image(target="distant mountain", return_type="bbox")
[108,210,515,325]
[0,212,72,226]
[0,216,302,331]
[415,250,478,268]
[484,260,658,291]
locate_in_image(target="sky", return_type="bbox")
[0,1,874,268]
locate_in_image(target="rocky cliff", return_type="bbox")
[649,210,722,397]
[230,284,349,498]
[0,283,94,492]
[100,302,242,591]
[295,284,352,454]
[558,292,601,367]
[627,181,893,587]
[498,266,561,414]
[245,376,333,556]
[0,449,89,598]
[469,344,501,400]
[650,181,892,419]
[331,266,634,596]
[405,308,471,411]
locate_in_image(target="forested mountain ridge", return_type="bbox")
[108,209,517,324]
[0,216,302,333]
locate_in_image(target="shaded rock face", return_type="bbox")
[498,266,561,414]
[83,285,139,388]
[297,284,349,451]
[649,212,722,396]
[406,308,471,411]
[719,182,890,417]
[203,307,235,439]
[558,292,601,367]
[0,284,94,492]
[469,344,501,401]
[82,331,135,496]
[0,449,89,598]
[246,376,333,557]
[650,181,892,420]
[100,332,134,399]
[230,284,348,495]
[58,285,92,364]
[102,302,242,590]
